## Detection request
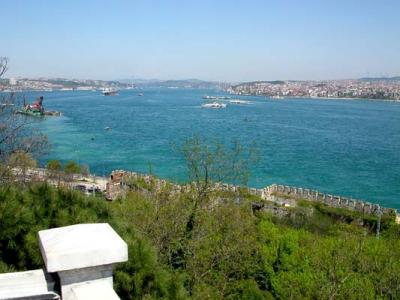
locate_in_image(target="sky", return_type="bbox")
[1,0,400,82]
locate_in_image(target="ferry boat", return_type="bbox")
[203,95,231,100]
[201,102,227,109]
[102,88,118,96]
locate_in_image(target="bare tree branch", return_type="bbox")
[0,57,49,183]
[0,57,9,78]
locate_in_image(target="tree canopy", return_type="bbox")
[0,181,398,299]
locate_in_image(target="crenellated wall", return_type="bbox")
[261,184,397,217]
[108,170,398,220]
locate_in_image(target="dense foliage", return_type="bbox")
[0,182,399,299]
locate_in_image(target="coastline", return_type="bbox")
[231,93,400,102]
[22,166,399,219]
[106,170,400,224]
[26,88,399,210]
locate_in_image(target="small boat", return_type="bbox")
[0,102,14,107]
[44,111,62,116]
[229,99,250,105]
[137,93,144,96]
[201,102,226,109]
[203,96,217,100]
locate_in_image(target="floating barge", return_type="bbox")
[16,96,62,117]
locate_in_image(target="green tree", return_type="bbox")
[47,159,61,171]
[64,160,81,181]
[8,151,37,183]
[0,183,111,271]
[80,164,90,177]
[180,136,258,234]
[181,136,257,200]
[47,159,62,186]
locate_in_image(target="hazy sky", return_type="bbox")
[1,0,399,81]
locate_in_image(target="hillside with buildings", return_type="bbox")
[0,78,125,92]
[0,78,226,92]
[228,78,400,100]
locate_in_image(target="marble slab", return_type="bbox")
[70,281,120,300]
[38,223,128,272]
[0,269,56,299]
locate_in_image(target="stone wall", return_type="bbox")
[107,170,399,220]
[260,184,397,217]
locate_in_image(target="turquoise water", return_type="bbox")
[21,89,400,208]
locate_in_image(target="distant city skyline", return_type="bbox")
[1,0,400,81]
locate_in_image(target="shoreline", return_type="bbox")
[230,93,400,102]
[107,169,400,213]
[33,160,400,211]
[106,170,400,223]
[14,166,400,222]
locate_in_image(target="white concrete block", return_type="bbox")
[70,281,120,300]
[0,269,56,299]
[58,264,114,300]
[38,223,128,273]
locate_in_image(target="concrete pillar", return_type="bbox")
[38,223,128,300]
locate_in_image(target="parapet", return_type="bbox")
[38,223,128,272]
[0,269,57,299]
[0,223,128,300]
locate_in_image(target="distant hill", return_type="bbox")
[118,78,161,85]
[358,76,400,82]
[232,80,286,88]
[44,78,121,87]
[118,78,224,89]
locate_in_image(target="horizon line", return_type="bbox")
[3,75,400,84]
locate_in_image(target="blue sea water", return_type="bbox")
[19,88,400,208]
